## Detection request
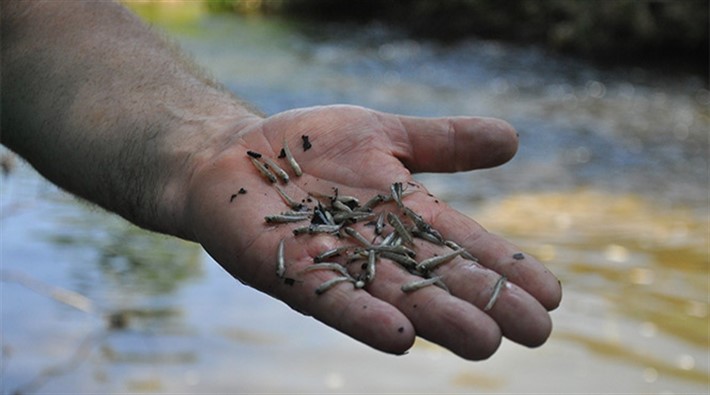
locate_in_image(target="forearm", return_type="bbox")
[1,0,260,239]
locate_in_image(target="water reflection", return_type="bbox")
[470,189,709,386]
[46,211,202,297]
[1,160,203,393]
[555,332,707,384]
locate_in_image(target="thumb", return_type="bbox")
[384,114,519,173]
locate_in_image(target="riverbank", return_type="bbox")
[205,0,708,77]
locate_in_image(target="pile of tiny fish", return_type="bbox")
[245,134,506,310]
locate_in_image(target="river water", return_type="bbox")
[1,5,708,394]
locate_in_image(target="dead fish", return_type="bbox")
[283,135,303,176]
[249,157,277,183]
[315,276,352,295]
[484,276,507,311]
[301,262,350,277]
[276,239,286,278]
[401,276,444,293]
[275,185,304,210]
[416,248,464,272]
[263,156,290,183]
[386,212,413,245]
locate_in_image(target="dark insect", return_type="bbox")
[278,148,286,158]
[301,135,312,151]
[230,188,248,202]
[311,204,330,225]
[246,150,262,159]
[513,253,525,260]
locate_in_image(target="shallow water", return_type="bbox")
[1,5,708,394]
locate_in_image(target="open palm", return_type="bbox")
[186,105,561,360]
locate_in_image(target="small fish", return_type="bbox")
[276,239,286,278]
[264,213,311,224]
[332,211,375,224]
[416,248,464,272]
[378,231,399,247]
[359,194,386,211]
[335,195,360,207]
[372,244,416,258]
[390,182,404,209]
[307,190,335,203]
[275,185,304,210]
[332,200,353,213]
[379,251,418,270]
[283,135,302,176]
[301,262,350,277]
[249,157,277,183]
[411,229,445,245]
[403,207,444,244]
[374,212,386,235]
[293,224,341,235]
[311,204,334,225]
[365,250,376,283]
[343,227,372,247]
[386,212,413,245]
[433,277,450,293]
[444,240,478,262]
[280,210,311,216]
[315,276,352,295]
[401,276,444,293]
[314,245,356,262]
[484,276,507,311]
[263,156,290,183]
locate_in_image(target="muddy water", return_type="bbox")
[1,5,707,394]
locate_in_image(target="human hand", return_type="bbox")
[185,105,561,360]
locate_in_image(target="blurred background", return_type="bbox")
[1,0,708,393]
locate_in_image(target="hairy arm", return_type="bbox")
[1,0,259,239]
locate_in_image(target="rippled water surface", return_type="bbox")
[2,5,708,394]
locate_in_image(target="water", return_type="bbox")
[1,7,708,393]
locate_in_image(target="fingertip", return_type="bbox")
[499,289,554,348]
[458,325,503,361]
[501,253,563,312]
[461,117,519,169]
[384,321,417,356]
[541,278,563,311]
[524,314,553,348]
[337,292,416,355]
